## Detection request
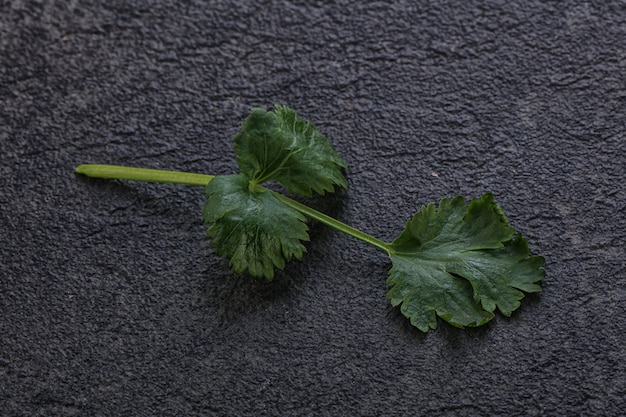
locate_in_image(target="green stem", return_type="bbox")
[271,192,391,253]
[76,164,214,186]
[75,164,392,254]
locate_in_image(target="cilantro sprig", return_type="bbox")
[76,104,544,332]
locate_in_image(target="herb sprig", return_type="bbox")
[76,105,544,332]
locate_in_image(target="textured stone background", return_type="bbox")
[1,1,625,416]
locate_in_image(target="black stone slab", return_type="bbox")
[1,1,624,415]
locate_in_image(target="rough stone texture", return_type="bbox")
[1,1,625,416]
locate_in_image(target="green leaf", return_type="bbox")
[203,173,310,279]
[386,193,544,332]
[233,104,347,196]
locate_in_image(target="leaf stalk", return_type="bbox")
[271,192,391,253]
[75,164,391,253]
[76,164,214,186]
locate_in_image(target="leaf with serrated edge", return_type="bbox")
[233,104,347,196]
[203,174,309,279]
[387,193,544,332]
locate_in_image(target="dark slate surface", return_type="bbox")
[1,1,625,416]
